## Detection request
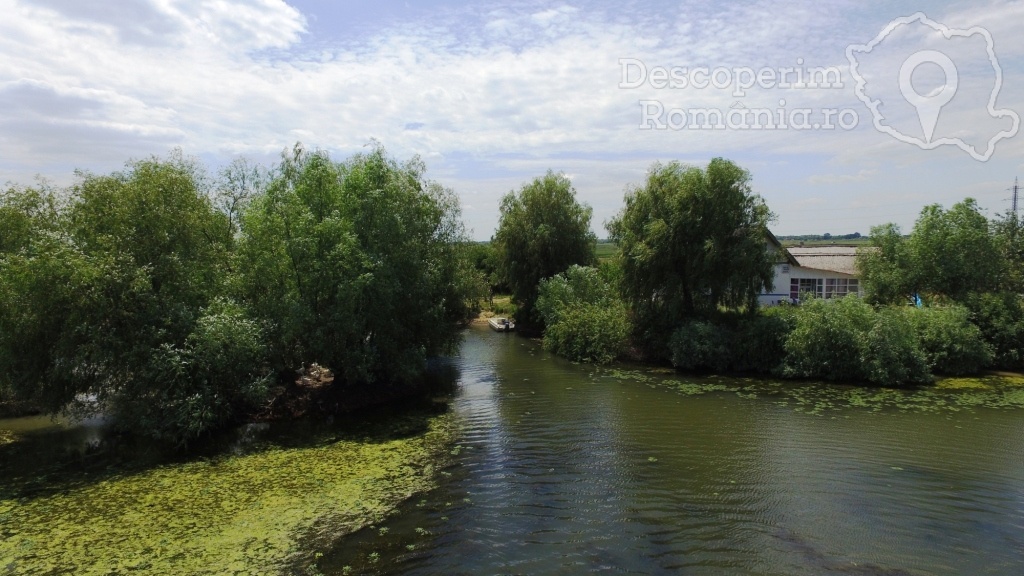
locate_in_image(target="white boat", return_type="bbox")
[488,317,515,332]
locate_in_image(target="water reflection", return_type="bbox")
[330,326,1024,576]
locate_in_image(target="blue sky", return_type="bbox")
[1,0,1021,239]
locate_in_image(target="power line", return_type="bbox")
[1010,177,1020,216]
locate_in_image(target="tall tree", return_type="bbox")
[0,151,270,444]
[607,158,774,338]
[859,199,1002,303]
[992,210,1024,293]
[215,157,268,238]
[237,144,476,385]
[858,222,913,304]
[492,171,596,324]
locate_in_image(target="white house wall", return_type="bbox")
[758,263,862,306]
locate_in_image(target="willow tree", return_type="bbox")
[0,152,270,445]
[492,171,596,325]
[607,159,774,343]
[237,144,477,386]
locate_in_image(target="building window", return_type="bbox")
[782,264,790,274]
[825,278,859,298]
[790,278,822,300]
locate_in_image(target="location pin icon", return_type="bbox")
[899,50,958,143]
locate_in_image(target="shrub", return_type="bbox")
[732,311,793,374]
[782,298,940,386]
[860,309,931,387]
[902,306,992,375]
[491,301,517,316]
[669,321,733,372]
[537,265,627,363]
[963,292,1024,369]
[783,297,875,382]
[543,302,630,364]
[111,299,271,444]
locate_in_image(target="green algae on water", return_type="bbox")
[602,366,1024,416]
[0,413,455,576]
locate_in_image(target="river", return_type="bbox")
[325,324,1024,575]
[2,325,1023,575]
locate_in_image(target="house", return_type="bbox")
[758,234,864,306]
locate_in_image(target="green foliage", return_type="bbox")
[492,171,596,324]
[860,309,931,387]
[901,306,992,375]
[0,146,479,444]
[668,311,792,375]
[858,223,912,304]
[112,299,271,443]
[910,200,1002,298]
[782,297,876,383]
[0,184,62,255]
[859,199,1002,303]
[466,242,508,293]
[782,298,931,387]
[963,292,1024,369]
[607,158,775,346]
[536,265,628,364]
[542,303,630,364]
[732,311,793,374]
[535,265,614,325]
[669,321,732,372]
[237,144,474,385]
[992,211,1024,293]
[0,152,265,444]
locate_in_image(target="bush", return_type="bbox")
[861,309,931,387]
[782,298,940,386]
[732,311,793,374]
[902,306,992,374]
[491,301,517,316]
[963,292,1024,369]
[668,321,733,372]
[537,265,627,363]
[543,302,630,364]
[783,297,876,382]
[112,299,271,444]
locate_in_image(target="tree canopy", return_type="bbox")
[492,171,596,324]
[606,158,774,337]
[0,146,480,445]
[859,199,1002,303]
[0,152,270,444]
[237,144,478,385]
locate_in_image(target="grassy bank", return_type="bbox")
[0,411,456,575]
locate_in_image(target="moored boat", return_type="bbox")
[488,317,515,332]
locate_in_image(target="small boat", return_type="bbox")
[488,317,515,332]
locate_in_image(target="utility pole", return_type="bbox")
[1012,177,1020,216]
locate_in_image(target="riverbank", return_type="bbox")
[0,406,457,575]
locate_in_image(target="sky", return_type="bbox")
[1,0,1022,240]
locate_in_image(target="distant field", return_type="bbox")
[596,242,619,260]
[780,238,871,247]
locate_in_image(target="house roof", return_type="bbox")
[786,246,861,276]
[766,231,800,266]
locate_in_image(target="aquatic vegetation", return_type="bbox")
[0,414,455,575]
[600,365,1024,415]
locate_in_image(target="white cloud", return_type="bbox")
[0,0,1019,237]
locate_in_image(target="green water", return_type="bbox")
[2,325,1024,575]
[0,403,456,575]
